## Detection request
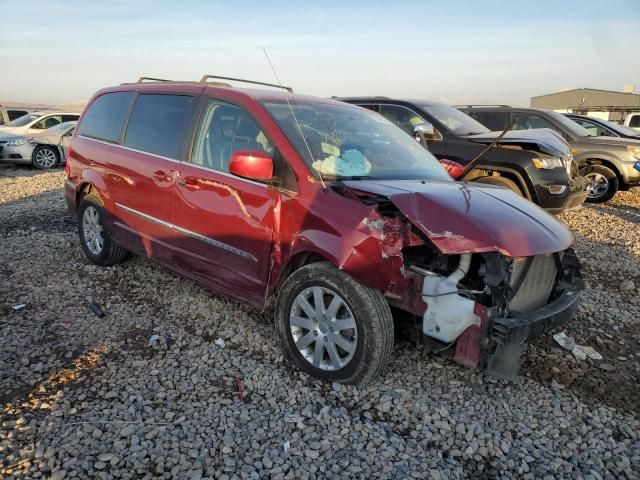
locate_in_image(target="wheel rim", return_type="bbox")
[289,286,358,371]
[585,172,609,199]
[35,148,57,168]
[82,206,104,255]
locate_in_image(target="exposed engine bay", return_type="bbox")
[334,180,584,379]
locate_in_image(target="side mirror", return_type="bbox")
[229,150,273,181]
[439,159,465,180]
[413,122,439,146]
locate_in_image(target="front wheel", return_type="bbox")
[275,262,394,385]
[582,164,618,203]
[31,145,59,169]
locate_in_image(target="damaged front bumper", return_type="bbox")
[411,248,584,380]
[484,286,581,379]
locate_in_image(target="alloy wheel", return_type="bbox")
[35,148,57,168]
[585,172,609,200]
[82,206,104,255]
[289,286,357,371]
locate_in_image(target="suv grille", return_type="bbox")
[508,254,557,314]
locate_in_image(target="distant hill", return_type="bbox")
[0,101,85,113]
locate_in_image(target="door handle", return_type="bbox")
[177,175,201,190]
[153,170,172,182]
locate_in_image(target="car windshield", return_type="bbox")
[418,104,490,136]
[547,111,594,137]
[4,113,38,127]
[262,101,452,181]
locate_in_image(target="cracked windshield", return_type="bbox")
[263,101,451,181]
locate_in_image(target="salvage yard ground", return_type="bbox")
[1,167,639,479]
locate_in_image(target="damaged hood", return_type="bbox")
[343,179,573,257]
[466,128,570,157]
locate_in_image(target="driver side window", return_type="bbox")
[512,113,556,131]
[378,105,426,136]
[191,99,273,173]
[574,119,611,136]
[33,115,62,130]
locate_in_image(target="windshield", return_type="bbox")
[4,113,38,127]
[547,111,594,137]
[418,104,490,136]
[262,101,452,181]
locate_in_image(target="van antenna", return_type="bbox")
[263,49,326,189]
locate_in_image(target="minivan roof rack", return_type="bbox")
[132,76,231,87]
[130,75,293,92]
[454,104,511,108]
[200,75,293,92]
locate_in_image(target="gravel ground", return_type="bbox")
[1,166,639,479]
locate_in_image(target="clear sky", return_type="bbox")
[1,0,638,106]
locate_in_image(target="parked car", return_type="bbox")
[564,114,640,140]
[460,106,640,203]
[65,76,583,384]
[623,112,640,131]
[0,111,80,136]
[0,105,34,125]
[0,121,76,169]
[337,98,587,214]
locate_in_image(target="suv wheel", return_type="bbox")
[31,145,59,169]
[275,262,394,385]
[474,175,523,196]
[78,195,128,266]
[582,165,618,203]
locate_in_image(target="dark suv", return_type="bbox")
[64,76,583,384]
[338,98,587,214]
[460,106,640,203]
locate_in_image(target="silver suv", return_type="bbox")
[460,106,640,202]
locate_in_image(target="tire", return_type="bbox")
[581,164,618,203]
[77,194,128,266]
[474,175,523,196]
[275,262,394,385]
[31,145,60,170]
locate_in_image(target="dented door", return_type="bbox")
[171,164,278,304]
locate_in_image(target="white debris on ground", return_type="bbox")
[1,167,639,479]
[553,332,603,361]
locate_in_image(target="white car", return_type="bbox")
[0,111,80,136]
[624,112,640,131]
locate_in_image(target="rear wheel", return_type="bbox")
[275,262,394,385]
[31,145,59,169]
[474,175,523,196]
[77,194,128,266]
[582,164,618,203]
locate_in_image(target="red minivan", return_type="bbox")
[65,76,583,384]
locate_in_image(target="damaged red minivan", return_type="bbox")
[65,76,583,384]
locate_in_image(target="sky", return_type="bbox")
[1,0,639,106]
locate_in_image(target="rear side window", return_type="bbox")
[630,115,640,128]
[123,94,193,159]
[78,92,135,142]
[8,110,28,121]
[469,111,508,131]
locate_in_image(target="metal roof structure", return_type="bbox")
[531,88,640,112]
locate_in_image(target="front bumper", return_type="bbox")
[0,142,35,164]
[490,289,580,345]
[534,175,589,214]
[620,159,640,186]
